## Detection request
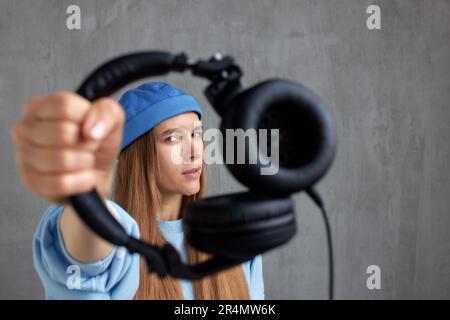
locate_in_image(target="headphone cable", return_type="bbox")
[306,188,334,300]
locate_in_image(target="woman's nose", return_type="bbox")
[183,135,202,163]
[191,138,202,162]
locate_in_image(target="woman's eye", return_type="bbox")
[165,135,180,143]
[193,131,202,138]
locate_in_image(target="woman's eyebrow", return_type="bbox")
[161,125,202,136]
[160,128,180,136]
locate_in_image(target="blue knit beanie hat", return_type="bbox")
[118,82,203,152]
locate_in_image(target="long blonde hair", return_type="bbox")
[111,128,250,299]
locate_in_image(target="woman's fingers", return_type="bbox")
[15,143,95,174]
[19,165,96,199]
[22,92,91,123]
[13,120,81,148]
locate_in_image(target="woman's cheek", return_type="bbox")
[167,143,185,166]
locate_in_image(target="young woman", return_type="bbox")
[12,82,264,299]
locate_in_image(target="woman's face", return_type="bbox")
[153,112,203,196]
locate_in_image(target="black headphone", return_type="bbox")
[69,51,337,298]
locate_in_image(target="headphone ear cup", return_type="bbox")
[221,79,337,194]
[183,191,297,261]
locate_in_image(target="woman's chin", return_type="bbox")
[181,182,201,196]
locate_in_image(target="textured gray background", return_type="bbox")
[1,0,449,299]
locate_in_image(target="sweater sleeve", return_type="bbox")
[248,254,265,299]
[32,200,141,300]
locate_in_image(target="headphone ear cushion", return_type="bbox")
[183,192,297,260]
[221,79,337,194]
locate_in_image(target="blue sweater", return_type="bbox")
[32,200,265,300]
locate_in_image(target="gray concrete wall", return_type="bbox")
[1,0,449,299]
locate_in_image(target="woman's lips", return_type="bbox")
[182,167,201,179]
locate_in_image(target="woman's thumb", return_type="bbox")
[82,98,124,141]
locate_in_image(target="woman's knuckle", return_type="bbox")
[55,122,76,145]
[55,175,72,194]
[53,92,71,106]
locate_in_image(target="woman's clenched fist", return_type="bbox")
[10,92,125,205]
